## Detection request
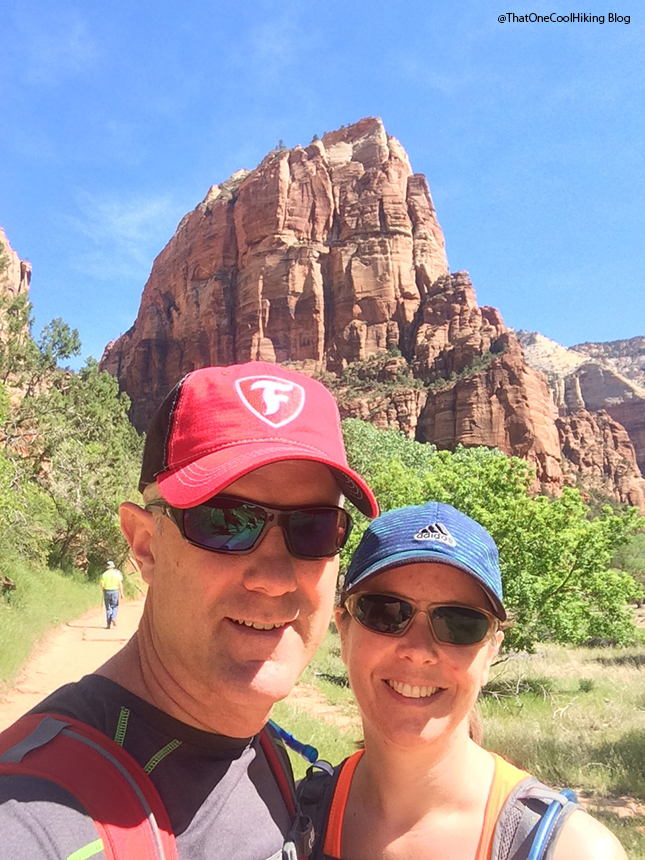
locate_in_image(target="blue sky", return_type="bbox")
[1,0,643,365]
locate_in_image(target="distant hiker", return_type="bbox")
[0,362,378,860]
[300,502,627,860]
[99,560,124,629]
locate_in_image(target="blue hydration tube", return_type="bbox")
[526,789,577,860]
[268,720,319,764]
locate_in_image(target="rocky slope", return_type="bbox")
[573,337,645,389]
[518,330,645,489]
[100,119,643,508]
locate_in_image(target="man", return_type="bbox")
[99,560,124,628]
[0,362,377,859]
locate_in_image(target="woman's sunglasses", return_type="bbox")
[145,496,353,560]
[344,592,498,645]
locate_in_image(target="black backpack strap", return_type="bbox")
[491,776,581,860]
[295,762,343,860]
[260,724,316,859]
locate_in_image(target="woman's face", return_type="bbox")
[336,562,502,751]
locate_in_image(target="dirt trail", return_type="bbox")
[0,599,144,732]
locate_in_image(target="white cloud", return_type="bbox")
[67,191,180,282]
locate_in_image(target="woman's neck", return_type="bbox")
[352,726,494,831]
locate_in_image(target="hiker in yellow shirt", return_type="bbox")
[99,561,124,629]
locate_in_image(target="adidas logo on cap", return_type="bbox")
[413,522,457,547]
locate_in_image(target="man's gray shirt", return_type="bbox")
[0,675,292,859]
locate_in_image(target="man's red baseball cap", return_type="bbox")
[139,362,379,517]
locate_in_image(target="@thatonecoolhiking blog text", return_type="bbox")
[498,13,630,23]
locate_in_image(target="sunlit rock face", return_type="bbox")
[100,118,448,430]
[0,227,31,302]
[99,119,643,508]
[518,330,645,501]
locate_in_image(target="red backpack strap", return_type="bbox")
[0,712,178,860]
[259,724,296,817]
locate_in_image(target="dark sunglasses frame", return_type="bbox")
[343,592,499,646]
[144,495,353,560]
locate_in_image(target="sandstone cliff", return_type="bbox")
[102,118,448,429]
[100,118,642,507]
[518,330,645,493]
[0,227,31,302]
[573,337,645,389]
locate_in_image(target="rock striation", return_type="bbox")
[100,119,642,508]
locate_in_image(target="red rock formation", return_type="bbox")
[416,327,563,492]
[98,118,642,507]
[101,118,448,430]
[411,272,506,379]
[339,387,428,438]
[557,409,645,509]
[0,227,31,302]
[518,331,645,479]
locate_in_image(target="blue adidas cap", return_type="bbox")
[344,501,506,620]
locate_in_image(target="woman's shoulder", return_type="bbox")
[552,808,628,860]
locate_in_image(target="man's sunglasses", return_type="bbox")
[343,592,498,645]
[144,495,353,560]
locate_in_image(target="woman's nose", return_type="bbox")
[396,611,441,663]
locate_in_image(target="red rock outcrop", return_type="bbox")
[339,387,428,438]
[102,118,448,429]
[0,227,31,302]
[557,409,645,508]
[518,330,645,480]
[415,326,563,493]
[99,118,642,507]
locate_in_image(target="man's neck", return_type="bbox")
[96,630,271,738]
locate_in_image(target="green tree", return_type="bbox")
[0,297,142,576]
[19,360,142,574]
[341,420,642,651]
[611,530,645,603]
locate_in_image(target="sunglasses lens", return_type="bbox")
[355,595,414,634]
[287,508,351,558]
[182,501,266,551]
[431,606,491,645]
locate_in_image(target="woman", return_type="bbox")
[308,501,627,860]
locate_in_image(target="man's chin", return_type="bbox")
[222,660,301,708]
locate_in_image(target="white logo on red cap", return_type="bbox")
[235,376,305,428]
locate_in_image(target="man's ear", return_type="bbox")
[120,502,156,586]
[334,605,350,666]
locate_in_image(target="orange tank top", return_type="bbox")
[322,750,529,860]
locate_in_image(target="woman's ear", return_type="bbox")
[479,629,503,689]
[120,502,156,585]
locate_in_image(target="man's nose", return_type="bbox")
[242,524,298,596]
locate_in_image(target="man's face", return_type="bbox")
[137,460,342,730]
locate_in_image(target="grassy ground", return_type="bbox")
[273,625,645,857]
[0,555,97,694]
